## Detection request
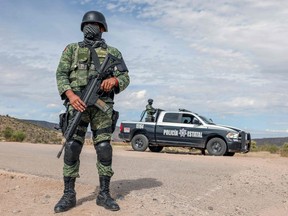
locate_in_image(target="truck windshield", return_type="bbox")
[199,115,215,125]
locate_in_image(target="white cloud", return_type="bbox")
[46,104,58,108]
[133,90,147,99]
[78,0,92,5]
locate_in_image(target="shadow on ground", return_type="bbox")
[76,178,162,206]
[126,148,206,156]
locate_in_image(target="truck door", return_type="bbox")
[155,112,183,145]
[179,113,205,148]
[155,112,204,148]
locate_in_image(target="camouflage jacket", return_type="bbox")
[56,42,130,102]
[146,104,156,116]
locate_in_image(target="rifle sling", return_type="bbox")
[86,45,101,72]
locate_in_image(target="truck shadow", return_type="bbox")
[76,178,162,206]
[126,149,206,156]
[162,151,205,156]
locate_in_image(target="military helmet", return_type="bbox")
[148,99,153,103]
[81,11,108,32]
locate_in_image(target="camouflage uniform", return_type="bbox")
[56,43,130,178]
[146,104,156,118]
[145,100,156,122]
[54,11,129,213]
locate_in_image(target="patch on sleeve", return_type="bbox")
[63,46,69,53]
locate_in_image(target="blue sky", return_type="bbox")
[0,0,287,138]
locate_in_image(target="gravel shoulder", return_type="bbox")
[0,142,288,216]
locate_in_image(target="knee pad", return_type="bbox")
[64,140,83,166]
[94,141,112,166]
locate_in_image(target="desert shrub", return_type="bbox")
[258,144,279,154]
[51,137,62,144]
[2,127,26,142]
[251,140,280,153]
[280,143,288,157]
[250,140,257,152]
[12,131,26,142]
[3,127,13,140]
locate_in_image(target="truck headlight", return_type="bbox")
[226,132,239,139]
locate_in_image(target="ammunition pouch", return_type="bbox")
[111,110,119,132]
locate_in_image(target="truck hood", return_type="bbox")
[207,124,241,132]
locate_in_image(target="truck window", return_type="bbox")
[181,114,193,124]
[182,117,191,123]
[163,113,180,123]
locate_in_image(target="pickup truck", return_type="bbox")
[118,109,251,156]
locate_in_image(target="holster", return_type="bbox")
[59,110,69,136]
[111,110,119,132]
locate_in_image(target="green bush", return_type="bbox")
[280,143,288,157]
[250,140,257,152]
[3,127,13,140]
[2,127,26,142]
[12,131,26,142]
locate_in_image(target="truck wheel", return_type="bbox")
[206,138,227,156]
[148,146,163,152]
[131,134,149,151]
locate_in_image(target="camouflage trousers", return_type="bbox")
[63,104,114,178]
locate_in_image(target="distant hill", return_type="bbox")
[0,115,122,144]
[22,119,59,130]
[0,115,62,144]
[22,119,123,141]
[253,137,288,147]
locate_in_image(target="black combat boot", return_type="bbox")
[54,176,76,213]
[96,176,120,211]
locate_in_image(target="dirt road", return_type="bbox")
[0,142,287,216]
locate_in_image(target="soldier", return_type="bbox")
[145,99,156,122]
[54,11,130,213]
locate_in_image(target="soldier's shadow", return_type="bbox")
[76,178,162,206]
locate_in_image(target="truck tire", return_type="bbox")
[148,146,163,152]
[206,138,227,156]
[131,134,149,151]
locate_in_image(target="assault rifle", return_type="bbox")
[56,53,126,158]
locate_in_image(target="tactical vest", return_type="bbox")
[69,45,108,90]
